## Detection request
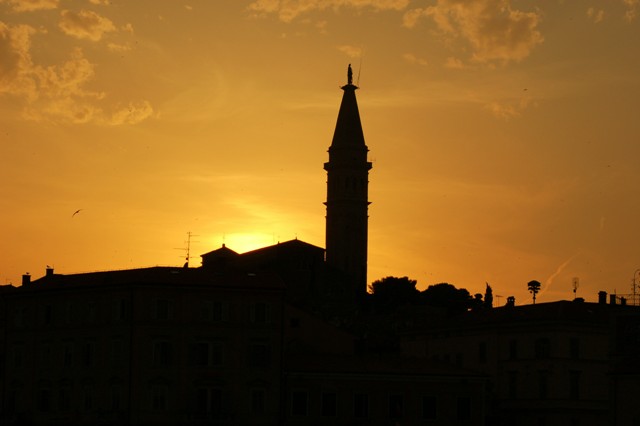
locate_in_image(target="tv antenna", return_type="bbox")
[572,277,579,299]
[174,231,199,268]
[356,51,364,87]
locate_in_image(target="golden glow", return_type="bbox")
[208,233,281,255]
[1,1,640,304]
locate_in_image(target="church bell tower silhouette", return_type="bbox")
[324,65,372,300]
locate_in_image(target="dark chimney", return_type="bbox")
[610,294,617,305]
[506,296,515,307]
[46,266,54,277]
[22,273,31,285]
[620,297,627,306]
[598,291,607,305]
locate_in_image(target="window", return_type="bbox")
[291,391,308,416]
[152,385,169,411]
[82,340,95,367]
[422,396,437,420]
[113,299,128,321]
[64,302,74,324]
[14,307,26,327]
[321,392,337,417]
[196,387,223,416]
[354,393,369,418]
[190,341,224,367]
[389,394,404,419]
[508,371,518,399]
[509,340,518,360]
[535,338,551,359]
[6,389,17,414]
[153,341,172,366]
[63,342,74,368]
[479,341,487,363]
[538,370,550,399]
[248,344,271,369]
[110,339,124,366]
[192,342,210,367]
[251,389,265,414]
[569,371,581,399]
[58,387,71,411]
[83,385,94,411]
[155,299,170,320]
[570,338,580,360]
[11,343,24,368]
[86,302,96,323]
[251,302,270,323]
[37,388,51,412]
[38,343,51,368]
[456,396,471,421]
[202,300,228,322]
[44,304,53,325]
[111,385,122,411]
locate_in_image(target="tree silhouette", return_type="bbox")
[528,280,541,304]
[369,276,419,310]
[484,283,493,308]
[421,283,472,314]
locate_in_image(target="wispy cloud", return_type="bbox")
[247,0,409,23]
[587,7,605,23]
[337,44,363,58]
[624,0,639,21]
[0,21,152,125]
[0,0,58,12]
[541,253,581,298]
[403,0,544,65]
[403,52,428,66]
[59,9,116,41]
[444,56,464,69]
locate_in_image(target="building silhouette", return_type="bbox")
[324,75,372,300]
[1,67,639,425]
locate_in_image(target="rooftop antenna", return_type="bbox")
[356,52,363,87]
[572,277,579,299]
[174,231,199,268]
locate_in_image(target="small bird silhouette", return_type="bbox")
[72,209,83,218]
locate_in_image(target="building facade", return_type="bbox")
[401,299,640,426]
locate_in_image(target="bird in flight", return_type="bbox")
[72,209,83,218]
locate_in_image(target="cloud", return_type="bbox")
[0,22,37,98]
[587,7,604,23]
[337,44,363,58]
[108,101,154,125]
[484,101,519,120]
[403,0,543,65]
[540,252,581,298]
[247,0,409,23]
[444,56,464,69]
[484,95,533,120]
[0,0,58,12]
[0,22,152,125]
[403,52,428,66]
[107,42,131,52]
[89,0,110,4]
[59,9,116,41]
[624,0,639,21]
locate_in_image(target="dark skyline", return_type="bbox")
[2,1,640,304]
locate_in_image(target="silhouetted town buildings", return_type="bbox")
[1,68,639,425]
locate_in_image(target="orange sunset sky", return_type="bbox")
[1,0,640,305]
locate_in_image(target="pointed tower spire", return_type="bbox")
[324,65,372,300]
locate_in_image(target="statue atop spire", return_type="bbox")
[347,63,353,85]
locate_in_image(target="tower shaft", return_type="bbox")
[324,69,372,299]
